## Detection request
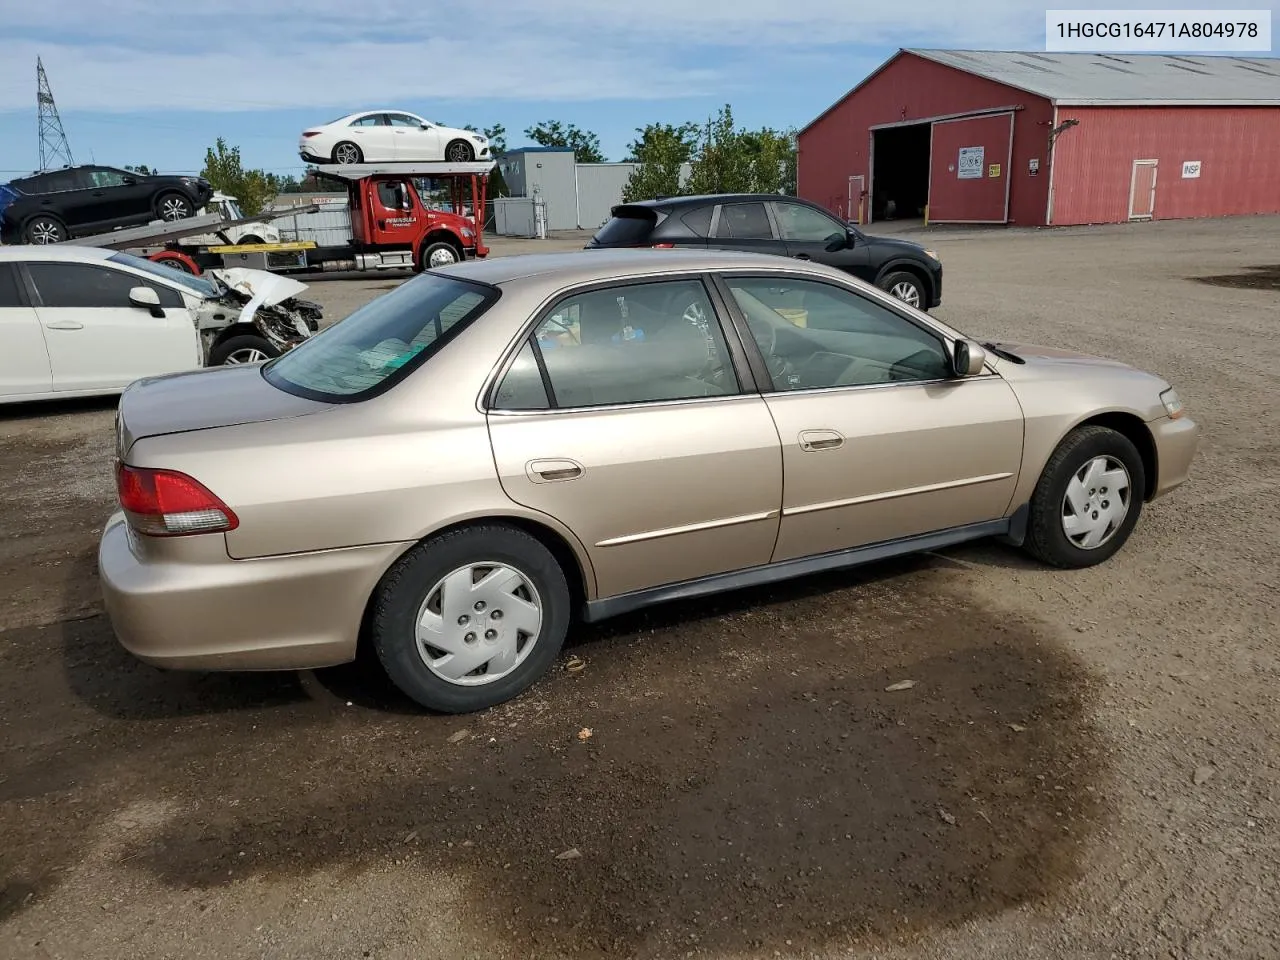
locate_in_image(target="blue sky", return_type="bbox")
[1,0,1275,179]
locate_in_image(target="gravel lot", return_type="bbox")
[2,216,1278,960]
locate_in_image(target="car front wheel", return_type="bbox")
[878,270,926,310]
[209,334,279,366]
[157,193,194,221]
[1024,425,1146,568]
[371,525,571,713]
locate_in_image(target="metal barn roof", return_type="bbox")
[907,49,1280,106]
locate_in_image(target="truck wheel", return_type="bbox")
[333,141,363,164]
[25,216,66,244]
[209,334,280,366]
[445,140,475,163]
[420,241,460,270]
[157,193,194,221]
[237,235,264,246]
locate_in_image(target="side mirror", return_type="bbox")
[824,231,849,252]
[951,338,988,377]
[129,286,164,318]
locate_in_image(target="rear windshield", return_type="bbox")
[592,208,657,246]
[262,272,500,402]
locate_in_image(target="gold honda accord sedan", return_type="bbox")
[100,249,1199,713]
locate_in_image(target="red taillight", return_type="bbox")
[116,463,239,537]
[650,242,675,248]
[301,131,320,138]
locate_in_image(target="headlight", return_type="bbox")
[461,226,475,238]
[1160,387,1184,419]
[923,249,940,261]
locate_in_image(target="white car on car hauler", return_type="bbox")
[0,246,321,404]
[299,110,491,165]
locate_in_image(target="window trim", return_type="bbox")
[18,260,184,311]
[708,270,973,396]
[482,273,762,415]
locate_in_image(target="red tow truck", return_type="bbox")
[143,160,495,276]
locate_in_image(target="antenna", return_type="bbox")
[37,57,74,171]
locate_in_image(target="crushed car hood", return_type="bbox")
[208,267,309,308]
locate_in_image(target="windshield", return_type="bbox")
[223,198,244,220]
[107,251,217,298]
[262,272,500,402]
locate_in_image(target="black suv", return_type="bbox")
[587,194,943,311]
[0,165,214,245]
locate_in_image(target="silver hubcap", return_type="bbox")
[416,563,542,686]
[161,198,189,221]
[336,144,359,164]
[31,222,60,244]
[224,348,268,365]
[889,281,921,307]
[428,246,458,267]
[447,143,469,162]
[1062,455,1131,549]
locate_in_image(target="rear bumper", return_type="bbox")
[98,512,409,671]
[1149,414,1200,499]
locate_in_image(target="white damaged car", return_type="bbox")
[0,246,321,404]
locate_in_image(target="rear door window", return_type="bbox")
[592,209,656,245]
[715,202,773,239]
[0,264,26,306]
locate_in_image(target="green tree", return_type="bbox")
[523,120,605,163]
[465,122,509,198]
[621,122,700,202]
[199,138,280,216]
[687,105,798,196]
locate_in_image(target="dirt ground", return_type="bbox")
[2,215,1278,960]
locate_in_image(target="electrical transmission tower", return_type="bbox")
[36,57,74,171]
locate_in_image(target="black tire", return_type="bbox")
[208,334,279,366]
[237,235,264,246]
[24,215,66,244]
[157,256,195,274]
[156,192,194,221]
[445,139,475,163]
[419,240,461,271]
[1023,425,1146,569]
[877,270,927,311]
[370,525,571,714]
[332,141,363,164]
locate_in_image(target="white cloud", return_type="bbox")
[4,0,1270,113]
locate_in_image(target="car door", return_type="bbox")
[486,276,783,600]
[23,261,201,392]
[715,272,1024,563]
[81,167,146,227]
[707,201,785,257]
[387,112,438,160]
[370,178,425,246]
[347,113,393,161]
[0,262,52,398]
[772,199,873,279]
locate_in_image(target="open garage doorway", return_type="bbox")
[869,122,930,223]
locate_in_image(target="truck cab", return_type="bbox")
[349,174,478,269]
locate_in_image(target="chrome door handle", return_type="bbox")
[44,320,84,330]
[527,459,584,482]
[799,429,844,451]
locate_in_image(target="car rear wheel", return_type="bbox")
[209,334,279,366]
[24,216,66,244]
[371,525,571,713]
[445,140,475,163]
[878,270,926,310]
[1024,425,1146,569]
[157,193,194,221]
[333,141,363,164]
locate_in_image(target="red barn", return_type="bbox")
[797,49,1280,227]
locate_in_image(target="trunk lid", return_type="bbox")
[116,364,332,457]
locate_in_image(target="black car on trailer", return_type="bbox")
[586,193,943,311]
[0,165,214,246]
